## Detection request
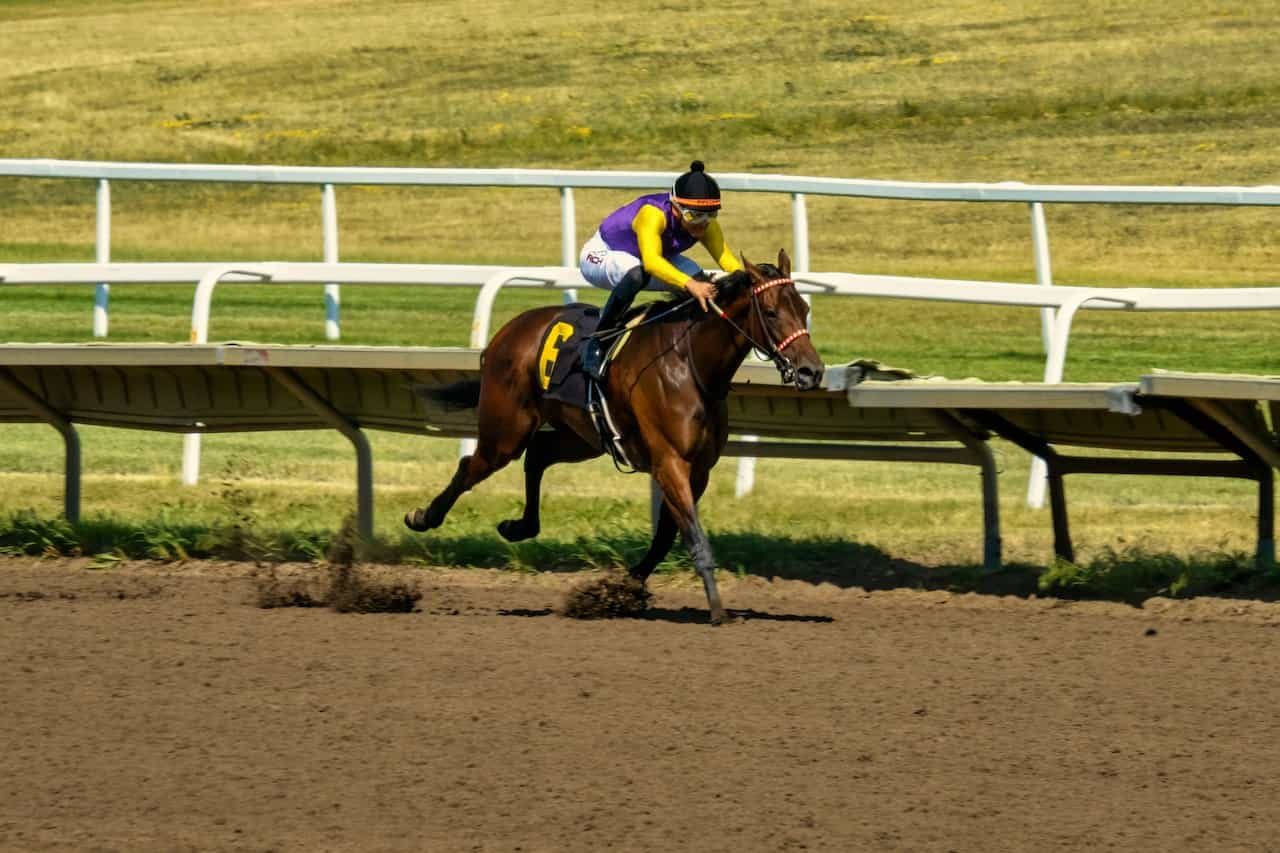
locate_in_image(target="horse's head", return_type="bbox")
[720,249,825,391]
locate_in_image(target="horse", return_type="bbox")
[404,249,824,624]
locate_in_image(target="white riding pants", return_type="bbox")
[578,231,699,293]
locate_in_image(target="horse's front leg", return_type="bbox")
[651,458,725,625]
[629,464,709,584]
[497,428,600,542]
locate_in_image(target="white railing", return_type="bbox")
[7,157,1280,341]
[183,262,589,483]
[10,262,1278,386]
[7,260,1280,505]
[0,261,588,483]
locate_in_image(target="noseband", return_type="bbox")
[711,276,810,384]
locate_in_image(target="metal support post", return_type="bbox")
[0,369,81,522]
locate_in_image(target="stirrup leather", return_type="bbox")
[587,381,635,473]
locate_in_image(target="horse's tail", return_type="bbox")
[413,380,482,411]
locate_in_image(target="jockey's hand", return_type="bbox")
[684,278,717,312]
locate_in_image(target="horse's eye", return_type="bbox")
[765,309,779,320]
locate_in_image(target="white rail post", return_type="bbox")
[459,268,515,459]
[560,187,578,304]
[791,192,810,273]
[792,193,813,332]
[322,183,340,340]
[1030,201,1054,347]
[792,193,814,333]
[93,179,110,337]
[733,435,759,498]
[183,265,273,485]
[1027,201,1055,508]
[181,434,201,487]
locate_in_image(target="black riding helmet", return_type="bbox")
[671,160,722,211]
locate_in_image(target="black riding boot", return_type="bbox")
[583,266,648,381]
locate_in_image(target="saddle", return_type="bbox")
[536,304,641,471]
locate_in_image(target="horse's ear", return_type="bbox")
[777,248,791,278]
[740,252,763,279]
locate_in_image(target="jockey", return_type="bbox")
[578,160,744,381]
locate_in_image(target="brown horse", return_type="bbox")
[404,249,824,624]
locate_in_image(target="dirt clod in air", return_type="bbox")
[254,563,421,614]
[559,573,651,619]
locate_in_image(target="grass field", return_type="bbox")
[2,0,1279,597]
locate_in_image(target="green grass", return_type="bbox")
[2,422,1274,601]
[2,0,1280,598]
[1037,546,1274,602]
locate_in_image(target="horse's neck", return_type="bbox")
[685,298,755,398]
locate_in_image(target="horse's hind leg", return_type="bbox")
[403,452,492,532]
[497,428,600,542]
[404,395,538,533]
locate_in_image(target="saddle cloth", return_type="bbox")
[537,304,601,410]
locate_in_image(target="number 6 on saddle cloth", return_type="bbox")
[537,303,648,470]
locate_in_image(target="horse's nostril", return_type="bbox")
[795,366,822,389]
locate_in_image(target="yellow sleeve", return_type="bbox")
[632,204,693,288]
[699,220,742,273]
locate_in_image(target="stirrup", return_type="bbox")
[587,381,635,473]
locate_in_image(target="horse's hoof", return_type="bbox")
[497,518,537,542]
[404,509,431,532]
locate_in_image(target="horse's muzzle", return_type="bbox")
[773,353,823,390]
[794,364,823,391]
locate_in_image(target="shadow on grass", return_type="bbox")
[406,529,1280,604]
[402,529,1043,594]
[707,532,1045,598]
[3,510,1279,607]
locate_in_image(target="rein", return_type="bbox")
[589,298,690,345]
[709,276,809,384]
[592,273,809,394]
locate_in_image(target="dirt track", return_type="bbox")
[3,558,1280,852]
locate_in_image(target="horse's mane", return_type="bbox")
[707,268,754,304]
[644,263,783,321]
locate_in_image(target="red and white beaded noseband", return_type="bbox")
[750,277,810,351]
[773,326,810,352]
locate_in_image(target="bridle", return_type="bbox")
[604,272,811,390]
[709,276,810,384]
